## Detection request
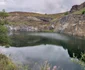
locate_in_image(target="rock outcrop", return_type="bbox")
[54,14,85,37]
[70,2,85,13]
[54,2,85,37]
[6,12,55,32]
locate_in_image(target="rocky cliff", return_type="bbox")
[6,11,64,32]
[54,14,85,37]
[54,2,85,37]
[6,12,57,32]
[70,2,85,13]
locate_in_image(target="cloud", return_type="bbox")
[0,0,6,5]
[0,0,6,10]
[0,2,5,5]
[0,0,85,14]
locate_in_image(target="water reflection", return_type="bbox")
[0,32,85,70]
[29,33,69,41]
[0,45,82,70]
[10,32,69,47]
[10,32,85,58]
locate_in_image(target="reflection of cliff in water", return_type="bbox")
[9,32,85,58]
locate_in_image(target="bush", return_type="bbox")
[64,12,69,15]
[0,34,10,46]
[0,25,10,46]
[0,25,7,33]
[0,9,10,46]
[0,9,9,19]
[72,53,85,70]
[82,10,85,14]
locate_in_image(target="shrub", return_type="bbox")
[0,34,10,46]
[82,10,85,14]
[0,9,9,19]
[0,9,10,46]
[72,53,85,70]
[0,25,7,33]
[64,12,69,15]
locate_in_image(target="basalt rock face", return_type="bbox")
[70,2,85,13]
[54,14,85,37]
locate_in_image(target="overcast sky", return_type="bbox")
[0,0,85,14]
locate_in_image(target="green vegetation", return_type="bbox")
[72,53,85,70]
[0,9,10,46]
[0,9,9,19]
[0,25,7,33]
[9,12,64,26]
[10,12,64,19]
[73,8,85,14]
[78,54,85,70]
[64,12,69,15]
[0,54,31,70]
[0,54,17,70]
[82,10,85,14]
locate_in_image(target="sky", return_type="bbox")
[0,0,85,14]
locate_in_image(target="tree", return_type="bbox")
[0,9,9,19]
[0,9,9,25]
[0,9,10,46]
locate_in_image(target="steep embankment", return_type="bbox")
[70,2,85,14]
[7,12,64,32]
[54,2,85,37]
[54,14,85,37]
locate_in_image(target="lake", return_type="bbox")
[0,32,85,70]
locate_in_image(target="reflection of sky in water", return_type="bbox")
[29,33,69,41]
[0,45,82,70]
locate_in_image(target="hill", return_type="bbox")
[6,11,64,32]
[4,1,85,37]
[70,2,85,14]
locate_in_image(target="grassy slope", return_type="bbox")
[7,12,65,31]
[73,8,85,14]
[0,54,17,70]
[9,12,64,19]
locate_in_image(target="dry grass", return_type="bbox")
[0,54,17,70]
[9,12,64,19]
